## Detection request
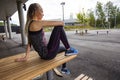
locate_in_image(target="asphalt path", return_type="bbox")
[45,29,120,80]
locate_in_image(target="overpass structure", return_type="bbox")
[0,0,28,45]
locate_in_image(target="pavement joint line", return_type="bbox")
[74,74,93,80]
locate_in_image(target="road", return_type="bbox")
[45,29,120,80]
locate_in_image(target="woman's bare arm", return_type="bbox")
[15,43,31,62]
[39,20,64,27]
[25,43,31,58]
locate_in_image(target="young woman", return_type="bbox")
[15,3,78,74]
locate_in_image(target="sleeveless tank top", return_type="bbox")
[28,20,48,59]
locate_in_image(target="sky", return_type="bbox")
[11,0,119,25]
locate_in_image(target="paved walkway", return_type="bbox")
[0,39,26,58]
[0,29,120,80]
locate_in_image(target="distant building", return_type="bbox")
[64,13,81,26]
[49,18,81,26]
[64,19,80,26]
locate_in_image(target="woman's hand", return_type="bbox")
[15,56,28,62]
[15,44,31,62]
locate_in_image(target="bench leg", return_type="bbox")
[107,31,109,35]
[97,31,98,35]
[46,70,54,80]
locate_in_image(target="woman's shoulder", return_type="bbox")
[30,20,42,26]
[29,20,42,31]
[31,20,40,24]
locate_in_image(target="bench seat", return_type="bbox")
[96,30,109,35]
[0,51,77,80]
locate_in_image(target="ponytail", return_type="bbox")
[25,3,42,36]
[25,16,31,36]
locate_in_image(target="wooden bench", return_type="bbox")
[75,29,88,36]
[96,30,109,35]
[0,51,77,80]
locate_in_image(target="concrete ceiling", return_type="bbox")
[0,0,28,20]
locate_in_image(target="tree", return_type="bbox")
[95,1,106,28]
[116,8,120,28]
[76,1,120,29]
[105,1,120,28]
[0,22,4,26]
[77,11,88,26]
[77,12,84,23]
[87,9,95,27]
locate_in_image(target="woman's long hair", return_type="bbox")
[25,3,42,36]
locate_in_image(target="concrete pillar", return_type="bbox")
[6,16,12,39]
[3,20,9,38]
[16,0,26,45]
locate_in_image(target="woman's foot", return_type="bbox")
[61,68,70,75]
[65,47,78,56]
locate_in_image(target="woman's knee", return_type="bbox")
[55,25,63,27]
[54,25,63,28]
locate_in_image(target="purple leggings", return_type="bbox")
[45,26,70,59]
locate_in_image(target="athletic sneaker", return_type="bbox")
[65,47,78,56]
[61,68,70,75]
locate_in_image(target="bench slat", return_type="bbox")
[0,53,63,77]
[0,52,39,72]
[0,56,40,73]
[0,51,38,66]
[0,53,62,75]
[0,51,77,80]
[17,54,76,80]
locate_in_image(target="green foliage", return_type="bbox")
[77,13,84,23]
[77,10,89,26]
[11,23,18,26]
[0,22,4,26]
[104,1,118,28]
[64,25,95,30]
[76,1,120,29]
[43,27,53,32]
[87,10,95,27]
[117,24,120,28]
[0,22,18,26]
[116,8,120,27]
[95,1,106,28]
[96,2,105,20]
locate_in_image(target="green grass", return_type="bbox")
[43,25,120,32]
[117,24,120,28]
[64,25,100,30]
